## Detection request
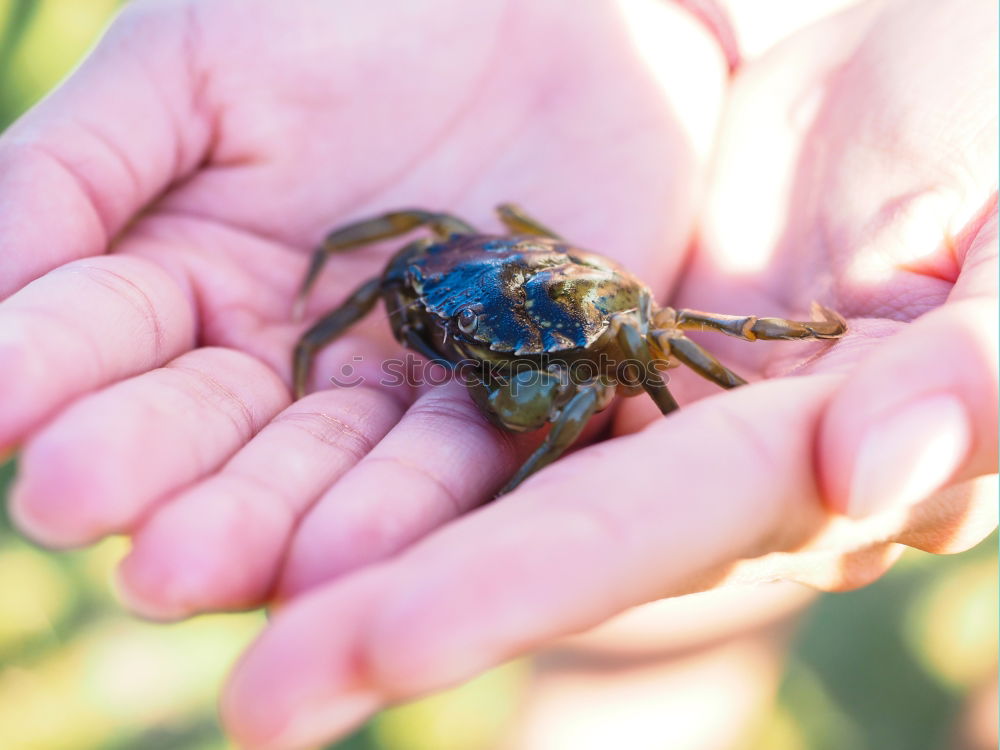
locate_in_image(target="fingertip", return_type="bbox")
[9,434,125,548]
[115,526,221,622]
[221,576,386,749]
[220,631,301,749]
[8,488,87,551]
[843,393,971,518]
[819,299,998,518]
[119,480,293,618]
[114,563,190,623]
[222,686,378,750]
[0,338,44,448]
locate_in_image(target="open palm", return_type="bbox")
[4,1,996,749]
[6,0,716,586]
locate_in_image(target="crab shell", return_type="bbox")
[405,236,652,357]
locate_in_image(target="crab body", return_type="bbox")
[385,234,652,368]
[379,234,660,437]
[292,204,847,493]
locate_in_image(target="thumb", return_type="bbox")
[819,206,999,519]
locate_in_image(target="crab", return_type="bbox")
[292,204,846,494]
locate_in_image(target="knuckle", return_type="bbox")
[274,408,375,462]
[406,391,484,427]
[165,349,279,438]
[56,255,194,362]
[364,454,466,517]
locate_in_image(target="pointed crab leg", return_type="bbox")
[499,384,604,494]
[294,210,477,319]
[495,203,564,240]
[610,313,680,415]
[668,302,847,341]
[651,331,748,389]
[292,278,383,398]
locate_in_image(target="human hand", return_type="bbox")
[209,1,993,747]
[5,0,996,748]
[3,0,727,740]
[6,0,721,580]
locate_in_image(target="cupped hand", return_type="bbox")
[218,1,994,747]
[5,0,997,748]
[5,0,722,596]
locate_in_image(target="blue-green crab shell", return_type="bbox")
[408,236,650,355]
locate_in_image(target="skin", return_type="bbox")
[0,0,996,748]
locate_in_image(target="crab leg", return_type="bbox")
[292,277,382,398]
[495,203,564,240]
[610,314,679,415]
[295,209,477,318]
[652,331,747,389]
[669,302,847,341]
[499,384,603,494]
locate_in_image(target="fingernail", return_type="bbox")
[847,394,970,517]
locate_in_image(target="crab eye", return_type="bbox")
[456,307,479,334]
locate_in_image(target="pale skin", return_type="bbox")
[1,1,996,749]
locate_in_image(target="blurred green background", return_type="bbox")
[0,3,996,749]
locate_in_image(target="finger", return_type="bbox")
[276,381,534,598]
[0,4,210,297]
[717,473,999,595]
[819,212,999,517]
[9,347,288,548]
[0,254,196,449]
[889,474,999,555]
[117,386,405,620]
[222,376,841,748]
[223,569,391,750]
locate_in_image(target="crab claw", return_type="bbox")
[809,301,848,338]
